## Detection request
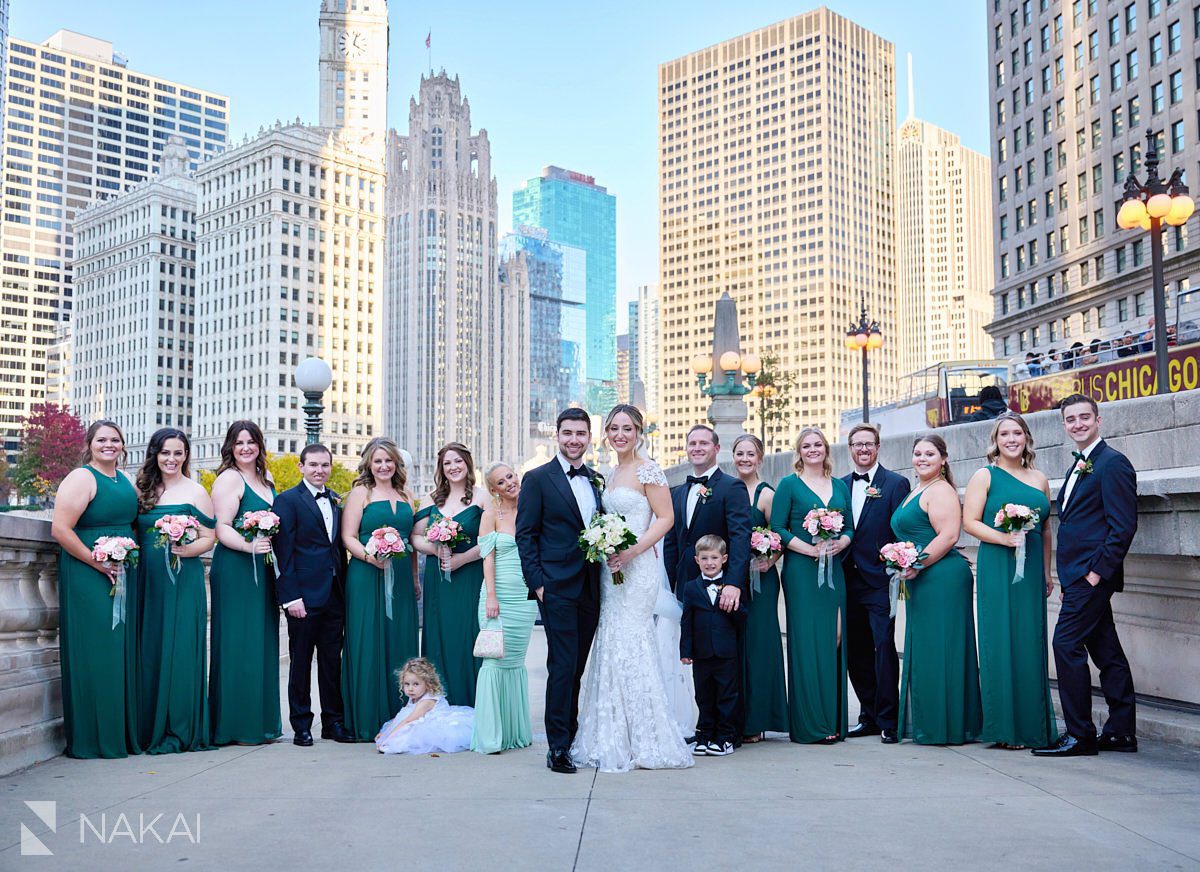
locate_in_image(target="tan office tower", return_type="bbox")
[896,113,995,375]
[658,9,896,459]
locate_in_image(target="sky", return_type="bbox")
[14,0,989,330]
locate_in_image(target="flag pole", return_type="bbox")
[426,31,432,75]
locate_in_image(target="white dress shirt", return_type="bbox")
[703,572,725,605]
[850,462,879,525]
[687,463,720,526]
[1060,436,1100,509]
[304,478,334,541]
[558,453,597,521]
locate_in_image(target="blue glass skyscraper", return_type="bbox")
[512,166,616,409]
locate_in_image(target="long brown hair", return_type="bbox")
[912,433,956,489]
[985,412,1037,469]
[432,442,475,508]
[792,427,833,477]
[81,419,127,466]
[215,420,269,483]
[136,427,192,513]
[353,437,411,500]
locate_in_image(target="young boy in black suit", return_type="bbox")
[680,534,746,757]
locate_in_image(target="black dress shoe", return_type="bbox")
[293,729,313,747]
[1030,734,1097,757]
[684,735,698,745]
[546,749,577,774]
[1097,733,1138,753]
[847,722,881,738]
[880,729,898,744]
[321,722,355,743]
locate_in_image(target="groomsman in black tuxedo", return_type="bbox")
[840,423,910,744]
[1034,394,1138,758]
[515,408,603,774]
[273,443,353,746]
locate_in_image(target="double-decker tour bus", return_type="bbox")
[839,360,1010,434]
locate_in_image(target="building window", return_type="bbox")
[1171,119,1185,153]
[1151,81,1164,113]
[1081,259,1091,284]
[1116,247,1127,272]
[1000,215,1009,240]
[1135,292,1147,316]
[1119,297,1129,321]
[1111,105,1124,136]
[1020,330,1028,351]
[1113,152,1126,182]
[1127,48,1139,81]
[1110,60,1123,90]
[1169,70,1183,104]
[1108,15,1120,45]
[1132,239,1144,267]
[1001,253,1010,278]
[1093,208,1105,238]
[1167,19,1181,54]
[1002,293,1010,315]
[1088,29,1099,60]
[1125,3,1137,34]
[1149,33,1163,66]
[1128,96,1141,127]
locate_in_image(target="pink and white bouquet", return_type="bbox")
[154,514,202,580]
[749,526,783,595]
[802,507,844,589]
[993,503,1040,584]
[366,526,407,619]
[426,516,467,582]
[579,513,639,585]
[880,540,924,618]
[233,509,280,586]
[91,536,139,629]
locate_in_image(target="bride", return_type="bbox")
[570,404,694,772]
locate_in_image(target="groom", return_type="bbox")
[516,408,603,774]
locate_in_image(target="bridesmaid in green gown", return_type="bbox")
[412,442,487,707]
[209,421,282,746]
[892,433,982,745]
[135,428,216,754]
[52,421,140,758]
[471,462,540,753]
[963,413,1056,750]
[770,427,852,744]
[340,438,420,741]
[731,435,788,741]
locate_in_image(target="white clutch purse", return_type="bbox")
[473,619,505,659]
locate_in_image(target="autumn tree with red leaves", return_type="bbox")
[12,403,87,502]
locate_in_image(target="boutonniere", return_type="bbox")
[1073,459,1093,477]
[865,485,882,500]
[698,486,713,505]
[590,472,606,495]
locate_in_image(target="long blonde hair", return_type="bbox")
[792,427,832,477]
[603,403,646,455]
[985,412,1037,469]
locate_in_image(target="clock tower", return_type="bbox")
[318,0,388,151]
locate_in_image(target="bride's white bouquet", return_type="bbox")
[579,513,639,585]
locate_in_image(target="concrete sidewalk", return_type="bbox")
[1,628,1198,871]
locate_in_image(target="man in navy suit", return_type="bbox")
[840,423,910,744]
[273,443,352,746]
[1033,394,1138,758]
[515,408,603,774]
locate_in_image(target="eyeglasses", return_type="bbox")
[848,442,877,450]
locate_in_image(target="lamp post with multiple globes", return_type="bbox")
[1115,129,1195,394]
[844,297,884,423]
[690,292,761,462]
[294,356,333,446]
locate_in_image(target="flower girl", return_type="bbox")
[375,658,474,754]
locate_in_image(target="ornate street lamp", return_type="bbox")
[294,356,333,446]
[1115,129,1195,394]
[845,296,884,423]
[691,292,761,460]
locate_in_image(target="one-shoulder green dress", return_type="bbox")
[209,478,282,745]
[976,466,1056,748]
[343,498,419,741]
[891,492,982,745]
[418,503,484,706]
[771,474,852,743]
[742,481,789,736]
[136,503,215,754]
[58,466,139,758]
[471,531,539,753]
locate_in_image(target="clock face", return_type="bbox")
[338,30,366,58]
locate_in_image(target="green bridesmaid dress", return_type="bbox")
[771,474,852,743]
[976,466,1056,748]
[137,503,215,754]
[742,481,789,736]
[418,503,484,706]
[892,492,983,745]
[58,466,139,758]
[471,530,539,753]
[209,478,282,745]
[343,498,419,741]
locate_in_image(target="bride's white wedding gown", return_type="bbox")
[570,462,694,772]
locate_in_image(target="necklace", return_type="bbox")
[91,464,119,482]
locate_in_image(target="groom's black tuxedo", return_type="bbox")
[515,457,602,754]
[663,467,752,595]
[1052,439,1138,742]
[273,481,347,734]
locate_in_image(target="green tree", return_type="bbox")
[265,452,354,495]
[753,352,798,455]
[198,469,217,493]
[13,403,86,502]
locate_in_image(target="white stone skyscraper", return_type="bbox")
[192,0,387,465]
[72,137,197,465]
[384,73,523,487]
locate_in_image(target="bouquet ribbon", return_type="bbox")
[750,566,761,596]
[1012,532,1027,585]
[383,560,395,621]
[816,541,834,590]
[111,565,127,630]
[164,546,178,584]
[887,569,901,619]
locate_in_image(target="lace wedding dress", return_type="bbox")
[570,462,694,772]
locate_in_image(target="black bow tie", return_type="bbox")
[567,465,589,479]
[852,472,871,482]
[313,489,331,500]
[687,475,710,487]
[1071,450,1086,462]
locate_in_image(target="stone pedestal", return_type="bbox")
[707,395,748,463]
